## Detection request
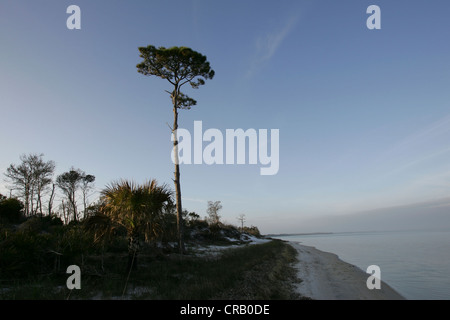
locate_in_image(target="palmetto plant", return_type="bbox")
[97,179,173,272]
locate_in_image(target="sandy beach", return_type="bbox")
[289,242,405,300]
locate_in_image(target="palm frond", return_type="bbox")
[99,178,173,241]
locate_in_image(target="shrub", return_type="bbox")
[242,225,261,237]
[0,197,24,224]
[0,223,97,278]
[0,230,53,277]
[17,215,63,233]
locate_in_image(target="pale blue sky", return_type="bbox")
[1,1,450,233]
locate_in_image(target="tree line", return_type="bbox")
[1,163,260,277]
[3,153,95,223]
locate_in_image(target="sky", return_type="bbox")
[1,0,450,234]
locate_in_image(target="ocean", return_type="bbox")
[274,229,450,300]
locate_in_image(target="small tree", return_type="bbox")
[137,45,215,253]
[4,153,55,217]
[237,214,246,231]
[56,168,83,222]
[81,174,95,219]
[187,211,200,222]
[56,168,94,222]
[33,157,55,217]
[207,200,222,225]
[0,194,24,224]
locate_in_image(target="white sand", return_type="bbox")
[289,242,405,300]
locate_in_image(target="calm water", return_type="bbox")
[274,230,450,300]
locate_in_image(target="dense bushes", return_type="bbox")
[17,215,63,233]
[0,222,98,278]
[0,229,53,277]
[1,208,263,280]
[242,225,261,237]
[0,196,24,224]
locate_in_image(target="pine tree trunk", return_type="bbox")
[172,91,185,254]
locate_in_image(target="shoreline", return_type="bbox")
[288,241,405,300]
